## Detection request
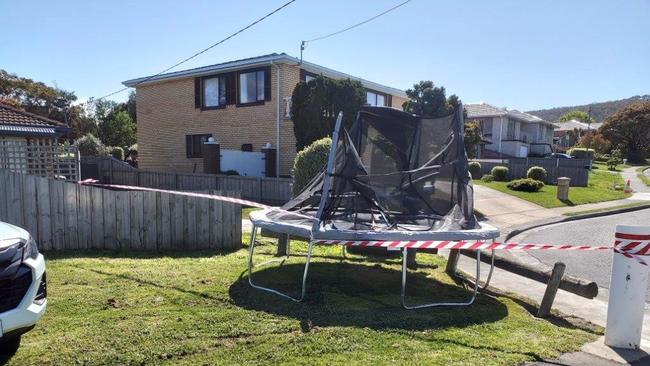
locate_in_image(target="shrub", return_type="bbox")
[74,133,107,156]
[567,148,594,160]
[526,166,547,181]
[607,157,621,170]
[594,153,610,162]
[109,146,125,161]
[507,178,544,192]
[491,166,509,181]
[468,161,482,179]
[481,174,494,183]
[292,137,332,195]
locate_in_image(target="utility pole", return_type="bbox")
[587,106,593,169]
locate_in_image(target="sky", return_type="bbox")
[1,0,648,111]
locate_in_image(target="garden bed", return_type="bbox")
[475,170,630,208]
[5,234,599,365]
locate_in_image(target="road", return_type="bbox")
[511,208,650,301]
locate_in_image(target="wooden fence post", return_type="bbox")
[446,249,460,275]
[276,233,289,256]
[537,262,566,318]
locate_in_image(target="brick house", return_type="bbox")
[123,53,408,176]
[465,103,555,158]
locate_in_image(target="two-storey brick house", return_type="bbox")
[123,53,408,176]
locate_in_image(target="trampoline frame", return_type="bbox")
[247,106,498,308]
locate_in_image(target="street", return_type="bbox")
[511,208,650,301]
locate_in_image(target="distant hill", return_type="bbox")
[527,95,650,123]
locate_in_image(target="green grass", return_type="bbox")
[591,161,630,172]
[563,201,650,216]
[5,235,599,365]
[637,167,650,187]
[475,170,630,208]
[242,206,262,219]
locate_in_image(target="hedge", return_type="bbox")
[507,178,545,192]
[491,166,509,181]
[468,161,482,179]
[567,148,594,160]
[292,137,332,195]
[526,166,547,181]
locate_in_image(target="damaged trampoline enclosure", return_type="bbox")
[248,105,499,308]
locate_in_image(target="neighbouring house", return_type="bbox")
[0,103,70,145]
[122,53,408,177]
[465,103,554,158]
[553,119,602,148]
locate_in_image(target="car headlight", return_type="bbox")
[23,235,40,261]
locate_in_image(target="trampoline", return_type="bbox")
[248,105,499,309]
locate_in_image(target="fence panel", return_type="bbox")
[0,169,241,252]
[475,158,589,186]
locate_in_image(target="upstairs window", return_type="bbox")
[239,70,266,104]
[480,119,493,137]
[203,76,226,108]
[305,74,316,83]
[186,134,212,158]
[366,91,386,106]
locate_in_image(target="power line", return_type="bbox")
[98,0,297,100]
[303,0,411,44]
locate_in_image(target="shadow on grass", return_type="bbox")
[228,261,509,332]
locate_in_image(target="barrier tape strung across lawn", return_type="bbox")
[77,179,315,220]
[79,179,648,265]
[313,234,650,266]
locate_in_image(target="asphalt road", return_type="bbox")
[512,208,650,301]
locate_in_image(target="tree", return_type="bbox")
[402,80,478,155]
[98,110,137,148]
[599,101,650,163]
[0,69,96,139]
[577,132,611,153]
[464,120,482,158]
[402,81,459,117]
[558,110,595,124]
[291,75,365,150]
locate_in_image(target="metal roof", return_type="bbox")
[122,53,407,98]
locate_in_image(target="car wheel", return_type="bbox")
[0,336,21,356]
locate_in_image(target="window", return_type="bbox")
[479,119,493,137]
[366,91,386,106]
[239,70,265,104]
[305,74,316,83]
[203,76,226,108]
[506,120,516,140]
[186,134,212,158]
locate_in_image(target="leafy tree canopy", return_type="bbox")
[291,75,365,150]
[0,69,96,139]
[402,80,460,117]
[599,101,650,163]
[558,110,595,124]
[464,120,482,159]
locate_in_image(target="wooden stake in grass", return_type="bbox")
[537,262,566,318]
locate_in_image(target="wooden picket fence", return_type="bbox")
[0,169,241,252]
[81,156,292,205]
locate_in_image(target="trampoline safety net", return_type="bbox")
[270,105,477,234]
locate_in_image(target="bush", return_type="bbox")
[526,166,547,181]
[109,146,125,161]
[74,133,107,156]
[491,166,509,181]
[594,153,610,162]
[481,174,494,183]
[507,178,545,192]
[468,161,482,179]
[567,148,595,160]
[607,157,621,170]
[292,137,332,195]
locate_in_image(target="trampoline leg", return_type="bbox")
[400,249,481,309]
[481,249,496,291]
[247,225,313,302]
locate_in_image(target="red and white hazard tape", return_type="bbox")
[79,179,649,265]
[313,237,650,265]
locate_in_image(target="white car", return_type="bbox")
[0,222,47,355]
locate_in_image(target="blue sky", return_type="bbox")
[1,0,648,111]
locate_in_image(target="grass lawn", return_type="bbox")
[475,170,630,208]
[242,206,261,218]
[591,161,629,172]
[5,235,599,365]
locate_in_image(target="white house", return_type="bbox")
[466,103,555,158]
[553,119,602,148]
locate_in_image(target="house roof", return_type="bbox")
[553,119,602,132]
[0,104,69,137]
[465,102,553,126]
[122,53,407,98]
